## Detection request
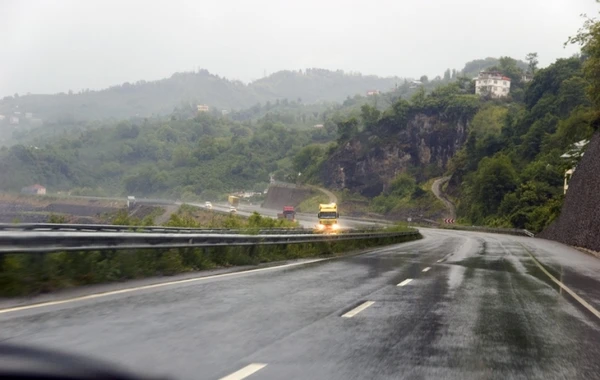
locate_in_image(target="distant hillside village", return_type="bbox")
[0,112,42,126]
[0,106,43,127]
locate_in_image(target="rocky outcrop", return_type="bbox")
[540,132,600,251]
[321,114,468,197]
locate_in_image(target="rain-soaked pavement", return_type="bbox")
[1,229,600,379]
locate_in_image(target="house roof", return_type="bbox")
[24,184,45,189]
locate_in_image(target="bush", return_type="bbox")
[0,232,421,297]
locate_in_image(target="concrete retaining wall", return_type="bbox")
[262,184,315,211]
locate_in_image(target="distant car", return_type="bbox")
[229,206,237,214]
[204,201,212,209]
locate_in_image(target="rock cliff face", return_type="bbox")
[321,114,468,197]
[540,132,600,251]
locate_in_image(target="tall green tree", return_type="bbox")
[469,154,518,219]
[567,8,600,129]
[360,104,381,131]
[526,52,539,74]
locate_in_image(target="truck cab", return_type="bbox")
[282,206,296,221]
[317,203,339,232]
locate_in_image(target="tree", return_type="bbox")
[292,144,323,173]
[336,117,359,144]
[419,75,429,84]
[469,105,507,154]
[444,69,451,81]
[388,173,416,197]
[566,11,600,129]
[526,52,539,74]
[494,56,524,87]
[470,154,518,217]
[360,104,381,131]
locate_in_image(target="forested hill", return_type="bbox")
[302,54,594,232]
[0,69,403,122]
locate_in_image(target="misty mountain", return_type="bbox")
[0,69,403,123]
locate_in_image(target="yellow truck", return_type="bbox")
[316,203,339,232]
[228,195,240,213]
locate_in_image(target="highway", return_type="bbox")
[1,229,600,379]
[204,203,388,229]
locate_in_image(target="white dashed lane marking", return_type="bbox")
[219,363,267,380]
[342,301,375,318]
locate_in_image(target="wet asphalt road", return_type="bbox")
[2,229,600,379]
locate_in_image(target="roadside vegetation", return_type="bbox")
[0,228,421,297]
[295,193,330,213]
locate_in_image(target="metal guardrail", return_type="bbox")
[0,223,318,235]
[0,230,420,254]
[438,224,535,237]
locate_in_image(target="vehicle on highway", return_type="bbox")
[204,201,212,209]
[316,203,339,232]
[228,195,240,208]
[229,206,237,214]
[277,205,296,221]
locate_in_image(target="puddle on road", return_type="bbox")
[473,269,545,370]
[455,256,518,274]
[522,260,561,292]
[478,241,487,255]
[447,265,467,291]
[445,236,480,262]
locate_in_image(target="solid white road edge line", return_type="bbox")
[342,301,375,318]
[520,243,600,320]
[422,267,431,272]
[219,363,267,380]
[0,259,326,315]
[397,278,413,287]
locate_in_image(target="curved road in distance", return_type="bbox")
[1,229,600,379]
[431,177,457,220]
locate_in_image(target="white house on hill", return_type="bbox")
[475,71,511,98]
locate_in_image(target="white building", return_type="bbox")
[197,104,209,112]
[522,73,533,83]
[475,71,511,98]
[561,139,589,194]
[409,80,422,89]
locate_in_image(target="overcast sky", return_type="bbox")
[1,0,598,97]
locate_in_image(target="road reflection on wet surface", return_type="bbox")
[1,229,600,379]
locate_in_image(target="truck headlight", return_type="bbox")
[332,224,339,230]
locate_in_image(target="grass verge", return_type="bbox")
[295,193,330,213]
